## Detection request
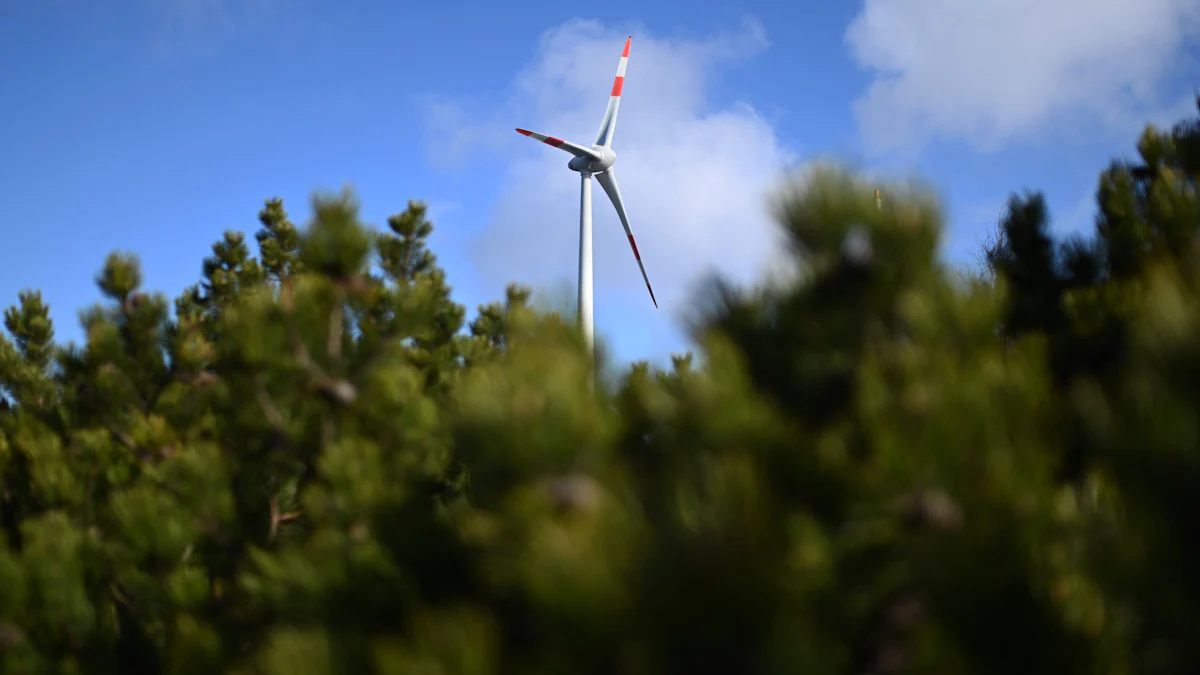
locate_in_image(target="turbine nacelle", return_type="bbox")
[568,145,617,174]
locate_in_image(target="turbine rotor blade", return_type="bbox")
[593,37,630,147]
[595,169,657,308]
[515,128,602,161]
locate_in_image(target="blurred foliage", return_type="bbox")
[2,100,1200,674]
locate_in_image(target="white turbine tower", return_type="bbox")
[515,36,657,355]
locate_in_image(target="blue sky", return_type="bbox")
[2,0,1198,366]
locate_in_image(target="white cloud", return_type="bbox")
[846,0,1200,154]
[423,18,797,320]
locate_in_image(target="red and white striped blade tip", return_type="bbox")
[611,39,631,96]
[515,128,565,148]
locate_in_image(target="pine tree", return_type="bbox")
[2,101,1200,674]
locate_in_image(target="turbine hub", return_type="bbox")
[568,146,618,173]
[593,145,617,171]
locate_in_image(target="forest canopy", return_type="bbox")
[2,101,1200,674]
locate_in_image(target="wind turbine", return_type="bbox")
[514,36,656,355]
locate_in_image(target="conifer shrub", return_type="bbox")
[1,105,1199,674]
